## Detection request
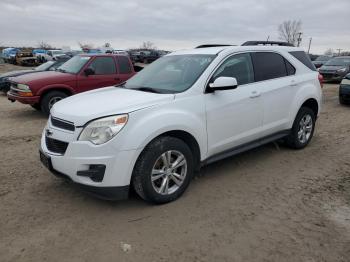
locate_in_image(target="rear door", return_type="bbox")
[116,56,135,83]
[251,52,297,135]
[77,56,121,93]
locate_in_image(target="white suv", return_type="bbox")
[40,43,322,203]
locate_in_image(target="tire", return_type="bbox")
[132,136,194,204]
[339,96,348,105]
[285,107,316,149]
[31,103,41,111]
[40,91,68,115]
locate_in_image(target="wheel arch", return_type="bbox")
[301,98,319,117]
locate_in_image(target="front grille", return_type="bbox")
[51,117,75,131]
[45,136,69,155]
[321,73,335,79]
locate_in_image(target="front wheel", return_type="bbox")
[132,136,194,204]
[40,91,68,115]
[286,107,316,149]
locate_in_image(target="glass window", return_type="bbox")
[57,56,91,74]
[124,55,215,93]
[252,52,288,81]
[212,53,254,85]
[289,51,317,71]
[88,57,116,75]
[118,56,132,74]
[285,59,296,76]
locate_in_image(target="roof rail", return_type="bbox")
[195,44,233,49]
[242,41,294,47]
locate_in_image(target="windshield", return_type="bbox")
[315,56,331,62]
[35,61,55,71]
[52,50,64,55]
[325,57,350,66]
[124,54,215,93]
[57,56,91,74]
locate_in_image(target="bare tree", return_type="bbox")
[78,42,94,50]
[140,41,157,50]
[38,41,53,49]
[278,20,302,46]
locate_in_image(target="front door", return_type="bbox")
[205,53,263,157]
[77,56,121,93]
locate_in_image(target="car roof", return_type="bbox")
[170,45,305,56]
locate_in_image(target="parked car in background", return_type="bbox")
[39,43,322,203]
[2,48,20,64]
[113,50,129,55]
[8,54,136,115]
[139,50,162,64]
[0,58,70,93]
[319,56,350,82]
[15,50,37,66]
[37,49,66,62]
[339,73,350,105]
[65,50,83,57]
[312,55,332,68]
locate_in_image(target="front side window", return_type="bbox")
[88,57,116,75]
[212,53,254,85]
[252,52,288,81]
[124,54,215,93]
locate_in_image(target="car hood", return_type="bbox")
[51,87,175,126]
[0,69,36,79]
[9,71,74,85]
[319,65,347,72]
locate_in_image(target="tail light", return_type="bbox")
[318,73,324,88]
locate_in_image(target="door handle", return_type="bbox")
[250,90,261,98]
[290,80,298,87]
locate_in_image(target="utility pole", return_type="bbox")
[336,48,342,56]
[297,32,303,47]
[307,37,312,54]
[266,35,270,42]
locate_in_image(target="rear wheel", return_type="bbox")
[339,96,347,105]
[286,107,316,149]
[40,91,68,115]
[132,136,194,204]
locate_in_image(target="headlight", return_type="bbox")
[17,83,31,91]
[337,67,347,73]
[78,114,128,145]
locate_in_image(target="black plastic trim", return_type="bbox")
[202,130,290,166]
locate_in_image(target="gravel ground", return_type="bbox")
[0,64,349,262]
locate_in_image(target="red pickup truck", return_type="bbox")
[7,54,136,115]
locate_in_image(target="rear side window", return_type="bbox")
[118,56,132,74]
[88,57,116,75]
[285,59,296,75]
[251,52,287,81]
[289,51,316,71]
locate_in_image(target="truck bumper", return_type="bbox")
[7,91,40,105]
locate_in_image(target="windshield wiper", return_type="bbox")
[132,87,161,93]
[57,68,66,73]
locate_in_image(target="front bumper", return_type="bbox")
[339,84,350,102]
[7,90,40,104]
[40,122,142,200]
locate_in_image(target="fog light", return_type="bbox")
[77,165,106,182]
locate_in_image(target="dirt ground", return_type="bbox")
[0,64,349,262]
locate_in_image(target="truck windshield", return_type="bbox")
[57,56,91,74]
[124,54,215,93]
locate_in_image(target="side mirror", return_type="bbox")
[84,68,95,76]
[208,77,238,92]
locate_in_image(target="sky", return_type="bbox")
[1,0,349,54]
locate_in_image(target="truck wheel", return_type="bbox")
[285,107,316,149]
[31,103,41,111]
[41,91,68,115]
[132,136,194,204]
